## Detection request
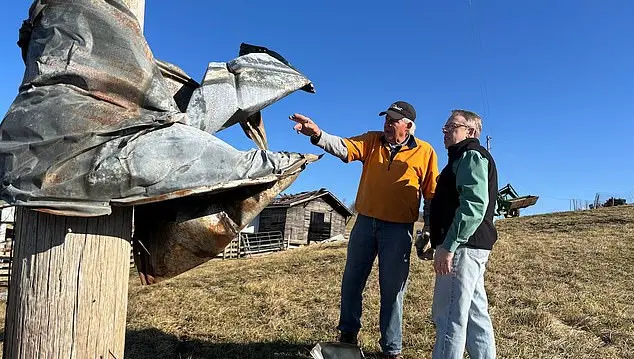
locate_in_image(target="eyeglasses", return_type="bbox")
[442,123,471,132]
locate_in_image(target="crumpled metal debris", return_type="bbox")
[133,170,304,284]
[0,0,317,217]
[310,343,365,359]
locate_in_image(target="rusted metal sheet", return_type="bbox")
[0,0,317,217]
[133,169,306,284]
[0,0,320,284]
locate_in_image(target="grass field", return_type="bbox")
[2,205,634,358]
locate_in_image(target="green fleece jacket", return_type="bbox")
[443,150,490,252]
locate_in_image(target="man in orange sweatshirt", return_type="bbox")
[291,101,439,358]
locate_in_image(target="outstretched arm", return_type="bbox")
[290,113,348,161]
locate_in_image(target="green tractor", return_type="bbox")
[496,183,539,218]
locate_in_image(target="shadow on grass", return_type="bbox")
[125,328,315,359]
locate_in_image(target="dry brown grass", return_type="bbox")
[3,206,634,358]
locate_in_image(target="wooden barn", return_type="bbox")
[257,188,353,246]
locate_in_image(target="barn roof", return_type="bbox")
[269,188,354,217]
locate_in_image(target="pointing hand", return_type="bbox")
[289,113,321,138]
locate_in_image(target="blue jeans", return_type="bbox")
[338,214,413,355]
[432,247,496,359]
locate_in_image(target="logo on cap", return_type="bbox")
[379,100,416,121]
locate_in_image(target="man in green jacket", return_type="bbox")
[429,109,498,359]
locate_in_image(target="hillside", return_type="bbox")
[3,206,634,358]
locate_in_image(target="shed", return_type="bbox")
[258,188,353,246]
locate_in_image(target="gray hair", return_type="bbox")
[402,118,416,135]
[451,110,482,138]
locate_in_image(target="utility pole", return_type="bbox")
[486,135,492,152]
[3,2,144,359]
[122,0,145,31]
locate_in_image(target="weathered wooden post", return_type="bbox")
[4,208,133,359]
[122,0,145,31]
[2,2,145,358]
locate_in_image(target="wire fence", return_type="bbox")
[566,192,634,212]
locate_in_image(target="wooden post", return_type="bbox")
[121,0,145,31]
[3,207,132,359]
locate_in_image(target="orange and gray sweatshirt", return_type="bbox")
[311,130,438,224]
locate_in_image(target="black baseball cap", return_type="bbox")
[379,101,416,121]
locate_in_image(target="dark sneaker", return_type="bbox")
[338,331,358,345]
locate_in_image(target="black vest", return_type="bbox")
[430,138,498,250]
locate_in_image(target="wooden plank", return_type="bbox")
[3,207,132,359]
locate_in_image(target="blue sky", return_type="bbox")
[0,1,632,215]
